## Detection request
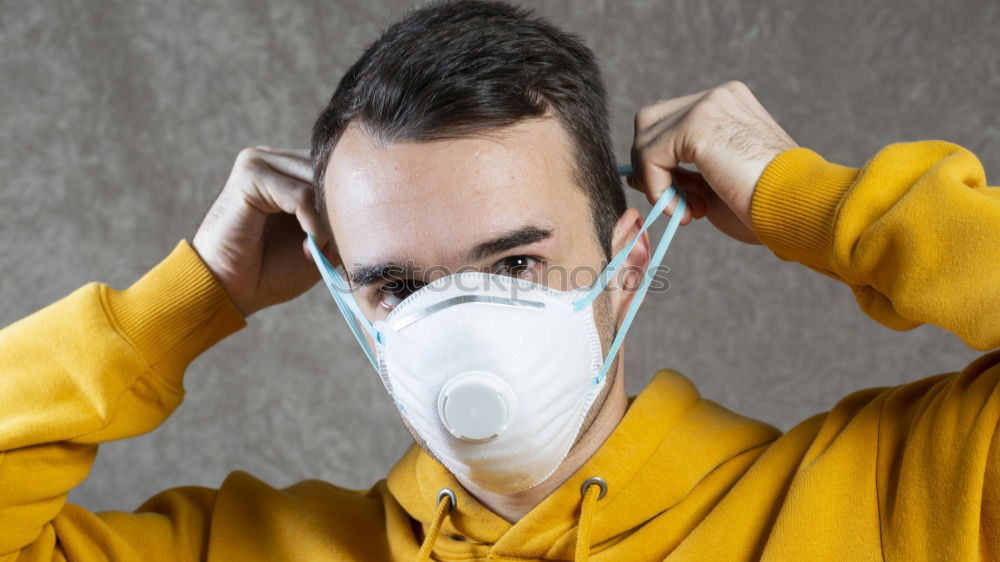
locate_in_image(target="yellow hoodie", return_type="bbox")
[1,140,998,561]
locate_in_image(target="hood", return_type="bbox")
[386,369,783,560]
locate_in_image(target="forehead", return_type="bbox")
[323,117,594,269]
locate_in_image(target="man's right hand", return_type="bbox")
[192,146,338,318]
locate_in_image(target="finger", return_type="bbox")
[630,90,707,193]
[254,149,313,184]
[629,90,722,223]
[633,88,712,132]
[639,159,674,206]
[302,235,341,268]
[234,148,329,244]
[634,133,688,219]
[256,145,311,160]
[632,109,702,211]
[251,152,329,244]
[629,144,696,223]
[630,173,692,224]
[624,169,694,224]
[244,170,328,248]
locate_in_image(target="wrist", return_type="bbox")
[749,147,859,273]
[189,241,253,319]
[104,239,248,376]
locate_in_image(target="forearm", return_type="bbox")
[0,239,246,555]
[751,141,1000,350]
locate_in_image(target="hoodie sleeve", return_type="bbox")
[0,239,247,560]
[750,140,1000,559]
[750,140,1000,351]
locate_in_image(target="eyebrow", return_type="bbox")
[348,225,553,287]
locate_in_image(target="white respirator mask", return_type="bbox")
[307,172,685,494]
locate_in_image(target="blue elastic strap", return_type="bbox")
[307,163,686,382]
[575,176,687,386]
[571,183,684,313]
[306,232,380,371]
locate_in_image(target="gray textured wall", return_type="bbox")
[1,0,995,513]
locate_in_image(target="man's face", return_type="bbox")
[322,116,639,467]
[324,117,611,317]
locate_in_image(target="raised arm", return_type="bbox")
[0,239,246,558]
[629,81,1000,557]
[0,145,336,559]
[751,140,999,350]
[629,80,999,351]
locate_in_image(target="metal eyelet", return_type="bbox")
[580,477,607,500]
[437,488,457,513]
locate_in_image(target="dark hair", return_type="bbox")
[310,0,626,259]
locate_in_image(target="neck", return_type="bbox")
[456,367,627,523]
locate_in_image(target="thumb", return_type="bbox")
[302,235,339,267]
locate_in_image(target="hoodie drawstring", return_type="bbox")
[417,488,456,562]
[576,477,607,562]
[417,480,606,562]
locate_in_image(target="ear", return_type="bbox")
[607,207,651,326]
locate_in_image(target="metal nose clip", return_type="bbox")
[389,294,545,332]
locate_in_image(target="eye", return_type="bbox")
[378,278,424,310]
[491,255,539,279]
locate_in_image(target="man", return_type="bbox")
[1,0,997,560]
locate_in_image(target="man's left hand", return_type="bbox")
[630,80,798,244]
